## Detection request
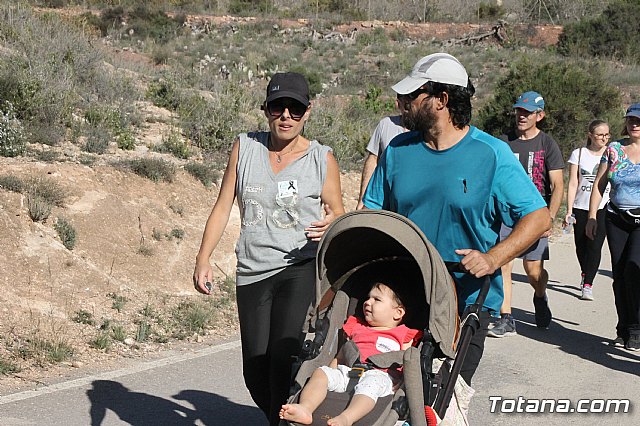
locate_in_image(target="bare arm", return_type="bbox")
[305,151,346,241]
[564,163,579,226]
[586,162,608,240]
[193,139,239,293]
[357,153,378,210]
[546,169,564,233]
[456,207,550,277]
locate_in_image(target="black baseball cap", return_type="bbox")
[265,72,310,107]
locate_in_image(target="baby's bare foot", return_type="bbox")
[327,413,352,426]
[279,403,313,425]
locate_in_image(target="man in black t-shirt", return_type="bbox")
[488,91,564,337]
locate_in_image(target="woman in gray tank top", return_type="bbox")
[193,72,345,425]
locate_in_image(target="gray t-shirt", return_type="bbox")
[366,115,406,156]
[500,130,564,204]
[234,132,331,285]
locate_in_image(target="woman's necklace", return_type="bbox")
[270,137,297,163]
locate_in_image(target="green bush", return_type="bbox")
[110,294,128,312]
[41,0,67,9]
[558,0,640,62]
[179,83,257,152]
[168,228,185,240]
[125,158,177,182]
[1,175,66,208]
[478,2,505,19]
[29,176,66,207]
[305,97,379,165]
[125,5,184,43]
[356,27,388,48]
[0,5,139,150]
[90,332,112,351]
[32,149,61,163]
[0,7,93,132]
[184,161,219,187]
[170,299,216,338]
[0,175,25,193]
[83,128,110,154]
[89,7,125,36]
[27,122,65,147]
[116,128,136,150]
[152,45,173,66]
[72,309,95,325]
[110,324,127,342]
[0,102,26,157]
[28,337,73,364]
[135,320,151,342]
[0,358,21,375]
[54,216,77,250]
[360,86,396,114]
[179,94,233,151]
[138,244,155,256]
[157,130,190,159]
[476,57,622,158]
[27,195,53,222]
[146,79,182,111]
[229,0,271,15]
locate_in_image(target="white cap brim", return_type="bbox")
[392,76,427,95]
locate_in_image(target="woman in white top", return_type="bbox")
[564,120,610,301]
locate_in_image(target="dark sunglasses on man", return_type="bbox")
[397,88,432,102]
[262,99,309,121]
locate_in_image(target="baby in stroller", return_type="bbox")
[283,210,477,426]
[280,267,422,426]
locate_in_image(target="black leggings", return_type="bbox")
[605,211,640,338]
[236,259,315,426]
[573,208,607,285]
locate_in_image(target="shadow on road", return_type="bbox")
[512,308,640,376]
[174,389,266,425]
[87,380,265,425]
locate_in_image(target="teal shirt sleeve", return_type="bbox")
[362,149,389,210]
[493,141,547,227]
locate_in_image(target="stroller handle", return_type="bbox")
[444,261,491,309]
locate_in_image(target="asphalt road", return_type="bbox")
[1,234,638,425]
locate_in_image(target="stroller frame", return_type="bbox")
[284,211,489,426]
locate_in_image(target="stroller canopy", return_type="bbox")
[315,210,458,358]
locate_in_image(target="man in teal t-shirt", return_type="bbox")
[363,53,549,385]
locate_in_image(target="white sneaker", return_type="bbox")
[581,285,594,301]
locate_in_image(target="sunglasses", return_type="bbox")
[263,100,308,120]
[397,88,432,101]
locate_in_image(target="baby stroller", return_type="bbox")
[282,210,489,426]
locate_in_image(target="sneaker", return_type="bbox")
[533,294,552,328]
[487,316,517,338]
[581,284,594,301]
[611,336,626,348]
[626,334,640,351]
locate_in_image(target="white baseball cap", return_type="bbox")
[392,53,469,94]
